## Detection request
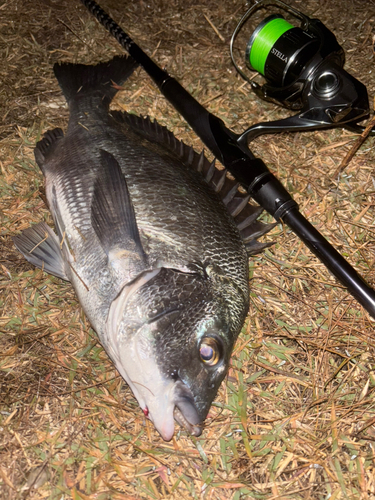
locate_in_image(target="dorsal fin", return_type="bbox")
[111,112,275,254]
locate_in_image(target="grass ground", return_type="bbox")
[1,0,375,498]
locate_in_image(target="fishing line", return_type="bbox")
[246,16,293,76]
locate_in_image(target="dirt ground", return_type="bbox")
[1,0,375,498]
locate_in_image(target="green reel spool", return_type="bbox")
[245,14,320,87]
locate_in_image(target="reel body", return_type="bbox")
[230,0,370,142]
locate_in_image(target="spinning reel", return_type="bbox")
[230,0,371,142]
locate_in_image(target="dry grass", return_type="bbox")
[1,0,375,498]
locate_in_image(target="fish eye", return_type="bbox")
[199,337,221,366]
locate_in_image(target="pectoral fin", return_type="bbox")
[91,149,146,262]
[13,222,68,280]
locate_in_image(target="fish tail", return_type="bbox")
[53,55,138,106]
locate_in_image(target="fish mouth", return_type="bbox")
[144,380,203,441]
[172,382,203,437]
[173,405,202,437]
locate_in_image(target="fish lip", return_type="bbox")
[173,406,202,437]
[173,381,203,437]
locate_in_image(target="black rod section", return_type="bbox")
[283,210,375,314]
[79,0,375,319]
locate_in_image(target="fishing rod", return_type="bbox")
[79,0,375,320]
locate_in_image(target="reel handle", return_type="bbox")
[239,61,370,143]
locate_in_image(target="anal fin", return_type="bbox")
[13,221,69,280]
[35,128,64,174]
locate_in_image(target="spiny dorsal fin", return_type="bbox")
[244,239,274,255]
[235,205,264,230]
[13,221,68,280]
[111,112,275,254]
[226,194,251,217]
[240,221,276,242]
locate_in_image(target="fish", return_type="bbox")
[13,56,274,441]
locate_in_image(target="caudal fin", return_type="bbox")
[53,55,138,106]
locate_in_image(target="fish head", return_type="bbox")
[106,265,249,441]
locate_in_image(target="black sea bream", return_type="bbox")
[14,56,273,440]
